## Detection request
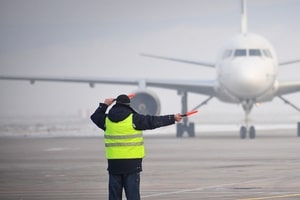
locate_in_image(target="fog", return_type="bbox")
[0,0,299,125]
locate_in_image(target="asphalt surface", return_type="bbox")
[0,129,300,200]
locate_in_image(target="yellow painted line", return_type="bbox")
[238,193,300,200]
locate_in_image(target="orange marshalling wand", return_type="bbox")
[180,110,198,117]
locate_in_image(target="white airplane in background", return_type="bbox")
[1,0,300,139]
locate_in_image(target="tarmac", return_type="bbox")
[0,129,300,200]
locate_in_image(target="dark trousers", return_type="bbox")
[108,172,140,200]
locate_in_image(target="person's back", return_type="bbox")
[90,94,182,200]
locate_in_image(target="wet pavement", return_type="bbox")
[0,129,299,199]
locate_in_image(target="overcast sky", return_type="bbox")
[0,0,300,123]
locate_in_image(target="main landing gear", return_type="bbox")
[176,91,195,137]
[177,121,195,137]
[175,91,213,137]
[278,96,300,138]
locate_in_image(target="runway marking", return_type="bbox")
[142,176,284,198]
[238,193,300,200]
[44,147,80,151]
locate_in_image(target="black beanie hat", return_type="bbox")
[116,94,130,105]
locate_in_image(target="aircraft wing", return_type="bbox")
[0,75,216,96]
[0,75,138,87]
[279,59,300,66]
[140,54,215,68]
[277,81,300,95]
[146,79,216,96]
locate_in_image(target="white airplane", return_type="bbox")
[1,0,300,139]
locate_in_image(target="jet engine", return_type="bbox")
[130,90,161,115]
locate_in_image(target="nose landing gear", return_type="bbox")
[240,100,256,139]
[240,125,256,139]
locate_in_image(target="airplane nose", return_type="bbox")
[238,65,261,90]
[228,61,271,98]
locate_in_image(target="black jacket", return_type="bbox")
[90,103,175,131]
[90,102,176,174]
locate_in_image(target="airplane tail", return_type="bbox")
[241,0,247,34]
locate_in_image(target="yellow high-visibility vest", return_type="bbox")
[104,114,145,159]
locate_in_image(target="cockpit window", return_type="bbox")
[249,49,261,56]
[231,49,272,58]
[223,49,233,59]
[262,49,273,58]
[234,49,247,56]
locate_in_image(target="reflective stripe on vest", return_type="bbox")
[105,114,145,159]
